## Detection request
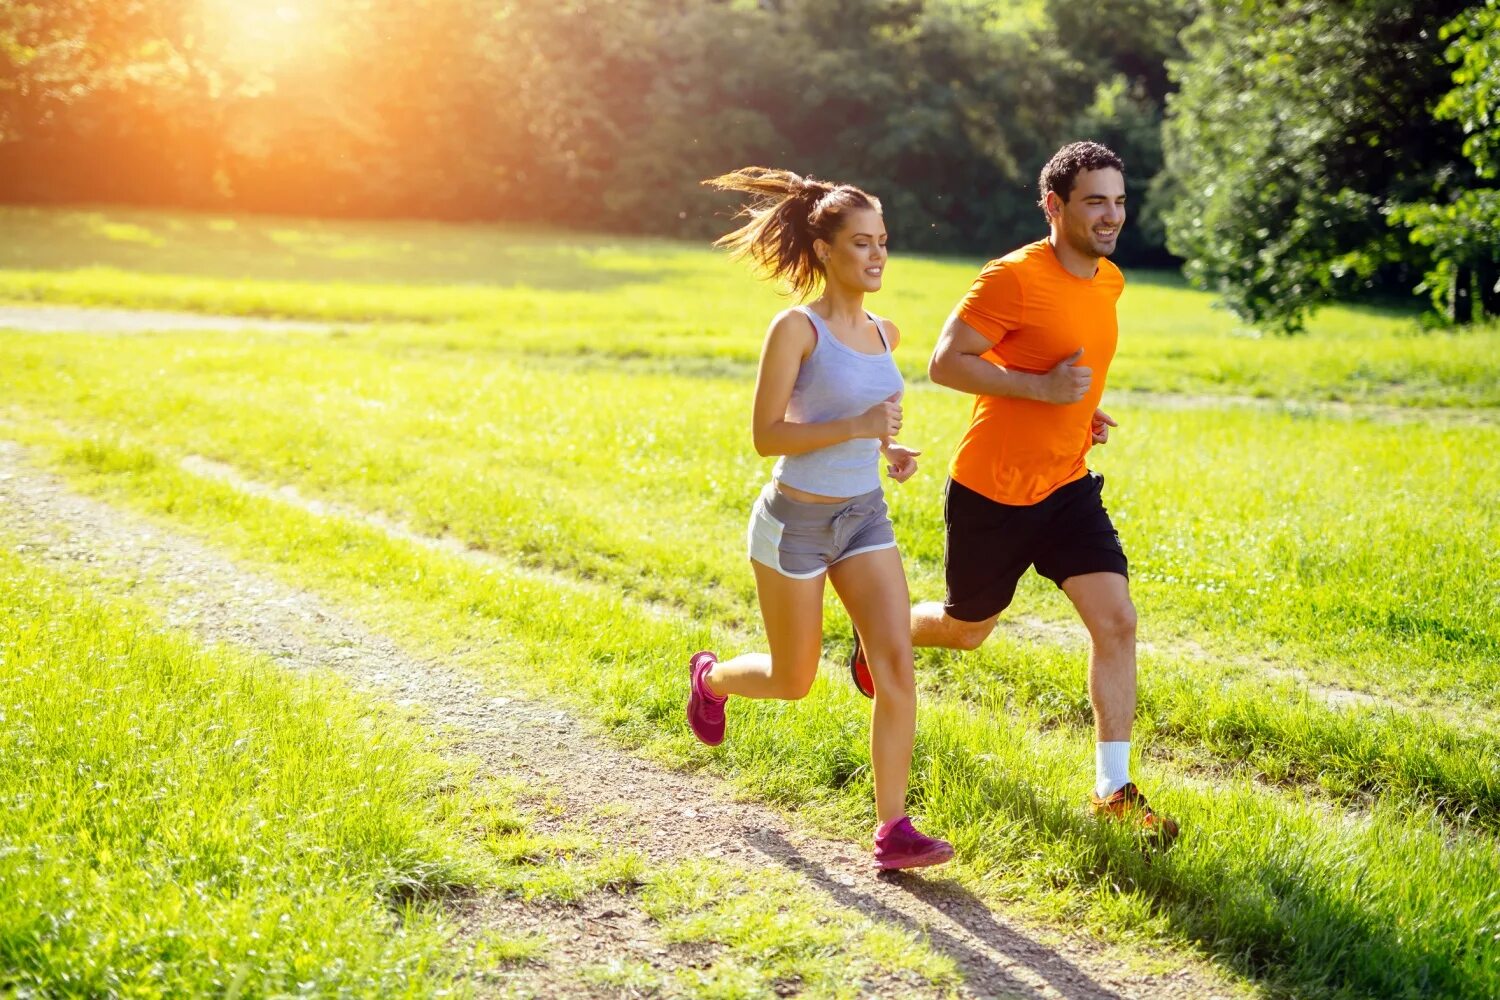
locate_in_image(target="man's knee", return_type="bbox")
[1089,601,1137,647]
[950,616,996,651]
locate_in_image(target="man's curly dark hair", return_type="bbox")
[1038,141,1125,213]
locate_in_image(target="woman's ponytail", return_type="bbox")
[703,167,879,299]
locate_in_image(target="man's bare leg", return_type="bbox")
[1059,572,1136,746]
[910,601,998,651]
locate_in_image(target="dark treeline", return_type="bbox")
[1,0,1495,328]
[0,0,1190,261]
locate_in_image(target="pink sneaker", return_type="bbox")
[686,650,726,746]
[873,816,954,870]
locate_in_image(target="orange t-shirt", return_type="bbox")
[949,239,1123,506]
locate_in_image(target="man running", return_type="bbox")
[851,140,1177,841]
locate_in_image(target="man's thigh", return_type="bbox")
[942,478,1040,622]
[1033,472,1128,588]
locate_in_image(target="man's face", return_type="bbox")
[1049,167,1126,259]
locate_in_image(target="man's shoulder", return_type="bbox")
[985,239,1049,272]
[973,240,1049,289]
[1097,257,1126,296]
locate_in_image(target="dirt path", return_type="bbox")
[0,439,1252,999]
[178,453,1399,718]
[1098,387,1499,426]
[0,302,346,334]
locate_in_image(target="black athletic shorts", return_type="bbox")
[943,471,1128,623]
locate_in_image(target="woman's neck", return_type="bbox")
[809,283,866,326]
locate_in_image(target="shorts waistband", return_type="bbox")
[763,481,884,521]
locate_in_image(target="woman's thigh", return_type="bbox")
[750,558,826,689]
[828,545,912,683]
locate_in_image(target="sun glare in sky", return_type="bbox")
[203,0,317,72]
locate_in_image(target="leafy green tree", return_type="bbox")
[0,1,189,144]
[1067,74,1172,263]
[1161,0,1475,332]
[1045,0,1198,262]
[1045,0,1198,105]
[485,0,1088,252]
[0,0,223,200]
[0,0,1184,260]
[1390,0,1500,322]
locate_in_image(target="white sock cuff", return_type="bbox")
[1095,741,1131,799]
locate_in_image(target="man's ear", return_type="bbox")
[1044,190,1063,222]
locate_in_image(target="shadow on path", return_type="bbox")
[749,828,1132,1000]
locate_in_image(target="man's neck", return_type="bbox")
[1047,233,1099,280]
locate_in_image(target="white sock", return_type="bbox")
[1095,742,1131,799]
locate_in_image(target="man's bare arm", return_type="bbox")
[928,313,1091,404]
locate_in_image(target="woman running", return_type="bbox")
[686,167,953,871]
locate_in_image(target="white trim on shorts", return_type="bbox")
[828,539,899,566]
[747,502,829,580]
[752,554,828,580]
[747,510,897,578]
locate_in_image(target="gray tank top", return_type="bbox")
[773,305,905,497]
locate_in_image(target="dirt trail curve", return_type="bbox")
[0,440,1242,999]
[0,302,344,334]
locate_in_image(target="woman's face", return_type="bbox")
[819,207,887,293]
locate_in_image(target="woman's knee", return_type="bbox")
[770,658,820,700]
[866,651,916,701]
[872,672,916,709]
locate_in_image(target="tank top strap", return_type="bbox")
[798,305,889,355]
[796,305,830,351]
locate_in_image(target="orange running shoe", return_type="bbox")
[1090,782,1179,845]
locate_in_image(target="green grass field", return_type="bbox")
[2,205,1498,998]
[0,544,508,997]
[0,544,958,999]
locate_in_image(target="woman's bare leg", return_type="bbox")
[829,546,915,824]
[707,560,825,702]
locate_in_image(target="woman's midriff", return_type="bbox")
[773,479,854,505]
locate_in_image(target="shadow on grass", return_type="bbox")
[746,828,1130,1000]
[750,762,1486,1000]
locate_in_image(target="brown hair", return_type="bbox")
[1037,141,1124,215]
[703,167,881,300]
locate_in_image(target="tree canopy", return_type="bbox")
[0,1,1136,255]
[1391,0,1500,322]
[1161,0,1498,329]
[1,0,1495,324]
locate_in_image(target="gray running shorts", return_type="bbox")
[746,481,897,579]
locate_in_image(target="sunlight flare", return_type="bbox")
[201,0,317,72]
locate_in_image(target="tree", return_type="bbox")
[1160,0,1476,332]
[1390,0,1500,322]
[1044,0,1200,262]
[0,0,1183,258]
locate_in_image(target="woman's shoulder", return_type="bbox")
[767,306,817,339]
[762,306,818,357]
[866,311,901,350]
